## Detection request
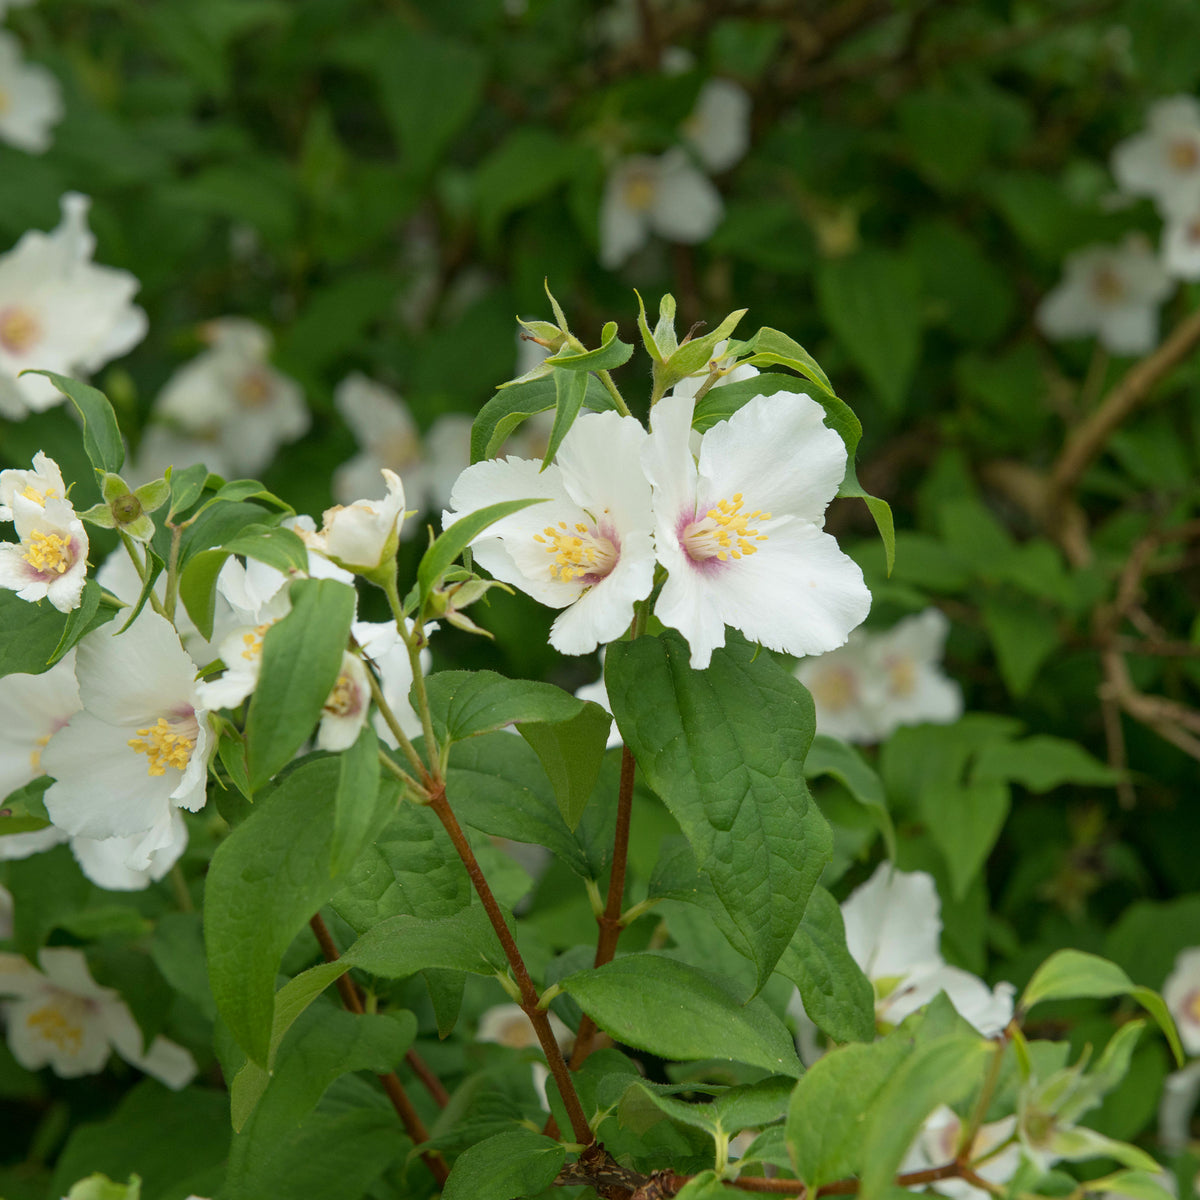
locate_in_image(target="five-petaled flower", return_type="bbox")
[0,493,88,612]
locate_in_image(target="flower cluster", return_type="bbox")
[445,388,871,669]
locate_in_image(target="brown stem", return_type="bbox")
[570,743,638,1070]
[308,914,449,1184]
[428,784,593,1145]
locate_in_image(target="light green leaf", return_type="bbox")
[25,371,124,474]
[919,780,1010,901]
[838,460,895,576]
[547,320,633,372]
[980,593,1062,698]
[542,364,588,468]
[471,373,615,462]
[442,1130,565,1200]
[971,735,1119,791]
[423,669,585,745]
[722,325,835,397]
[804,735,895,859]
[518,701,611,830]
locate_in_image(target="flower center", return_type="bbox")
[1169,137,1200,172]
[240,623,270,661]
[491,1013,536,1048]
[29,733,52,775]
[378,429,422,471]
[809,665,858,712]
[682,493,770,563]
[533,520,618,583]
[1090,265,1125,305]
[324,671,365,718]
[27,996,87,1054]
[20,482,58,506]
[23,530,73,575]
[1184,988,1200,1026]
[236,367,274,408]
[622,169,657,212]
[886,655,917,697]
[127,717,196,777]
[0,306,42,356]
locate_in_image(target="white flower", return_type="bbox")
[124,424,234,491]
[424,413,474,512]
[600,148,724,269]
[1112,96,1200,218]
[0,449,67,521]
[0,884,11,940]
[1160,1059,1200,1155]
[354,619,425,749]
[317,651,371,751]
[681,78,752,174]
[1162,206,1200,280]
[0,193,146,419]
[153,318,308,477]
[0,494,88,611]
[1036,236,1173,356]
[444,410,656,656]
[0,946,194,1087]
[642,390,871,670]
[42,609,210,858]
[0,31,63,154]
[477,1001,572,1051]
[301,469,406,573]
[902,1106,1021,1200]
[1164,947,1200,1056]
[797,608,962,744]
[841,864,1015,1036]
[70,812,188,892]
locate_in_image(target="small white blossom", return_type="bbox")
[444,410,656,656]
[0,193,147,419]
[1164,947,1200,1056]
[1112,96,1200,218]
[0,494,88,612]
[0,449,67,521]
[796,608,962,744]
[1162,205,1200,280]
[0,31,63,154]
[681,78,752,173]
[642,390,870,670]
[477,1002,572,1051]
[0,946,194,1087]
[301,469,406,573]
[600,148,723,269]
[901,1105,1021,1200]
[153,318,308,477]
[70,812,188,892]
[1036,236,1172,356]
[317,651,371,751]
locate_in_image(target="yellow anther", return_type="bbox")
[808,666,857,713]
[21,483,56,505]
[23,530,72,575]
[887,656,917,697]
[324,672,363,718]
[29,733,51,775]
[1169,138,1200,172]
[240,623,270,661]
[27,1002,84,1054]
[0,305,41,355]
[684,493,771,563]
[127,718,195,777]
[536,521,618,583]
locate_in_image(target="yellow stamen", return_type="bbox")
[1090,265,1125,304]
[20,483,57,506]
[23,530,72,575]
[538,520,618,583]
[324,672,363,718]
[809,666,857,713]
[0,306,42,355]
[27,1000,85,1054]
[682,492,771,563]
[1169,137,1200,172]
[887,655,917,697]
[128,717,195,777]
[240,623,270,661]
[29,733,51,775]
[378,428,421,471]
[622,169,657,212]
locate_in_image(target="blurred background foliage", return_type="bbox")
[3,0,1200,1193]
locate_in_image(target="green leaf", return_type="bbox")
[858,1034,992,1200]
[25,372,124,474]
[204,755,397,1064]
[49,577,104,666]
[658,308,748,385]
[471,374,614,462]
[63,1174,141,1200]
[774,886,876,1045]
[838,460,895,575]
[547,321,633,373]
[442,1130,566,1200]
[980,593,1062,697]
[246,578,357,790]
[166,463,212,520]
[899,92,993,192]
[424,669,585,745]
[178,549,231,642]
[722,326,835,397]
[606,631,831,990]
[473,128,578,246]
[332,723,382,876]
[559,953,802,1077]
[815,250,922,412]
[543,365,589,468]
[417,500,547,612]
[804,735,895,859]
[222,524,309,576]
[518,701,612,830]
[918,780,1010,901]
[0,588,115,680]
[971,735,1119,792]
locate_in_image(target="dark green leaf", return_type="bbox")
[518,701,611,830]
[543,365,588,468]
[332,723,382,876]
[25,372,124,474]
[472,374,615,463]
[0,588,115,680]
[423,669,585,745]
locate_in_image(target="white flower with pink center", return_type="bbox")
[41,609,210,863]
[0,193,147,419]
[642,389,871,670]
[1112,96,1200,218]
[0,493,88,612]
[0,946,194,1087]
[443,410,656,655]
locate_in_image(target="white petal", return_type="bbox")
[650,149,724,243]
[102,1002,196,1089]
[842,864,943,979]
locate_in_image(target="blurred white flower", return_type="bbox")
[0,0,37,15]
[642,390,870,670]
[901,1105,1020,1200]
[0,494,88,612]
[600,149,723,269]
[354,619,426,749]
[477,1001,572,1051]
[0,946,194,1087]
[300,469,406,574]
[154,318,308,477]
[840,863,1015,1036]
[1112,96,1200,218]
[1160,1058,1200,1155]
[1162,206,1200,280]
[796,608,962,744]
[0,884,11,940]
[1164,947,1200,1056]
[681,78,752,173]
[42,609,210,865]
[1036,235,1172,356]
[0,648,79,803]
[444,410,656,656]
[0,449,67,521]
[0,31,63,154]
[125,424,233,491]
[0,193,147,418]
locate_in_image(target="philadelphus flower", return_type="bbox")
[840,863,1015,1036]
[643,390,871,670]
[154,318,308,477]
[301,469,406,575]
[0,449,66,520]
[0,31,62,154]
[600,148,723,269]
[1162,207,1200,281]
[0,193,147,418]
[444,410,656,655]
[1112,96,1200,217]
[796,608,962,744]
[1035,235,1172,356]
[354,619,426,749]
[901,1106,1021,1200]
[0,947,195,1087]
[42,609,210,867]
[318,651,371,751]
[681,78,752,173]
[0,493,89,612]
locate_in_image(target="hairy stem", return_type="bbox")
[596,369,633,417]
